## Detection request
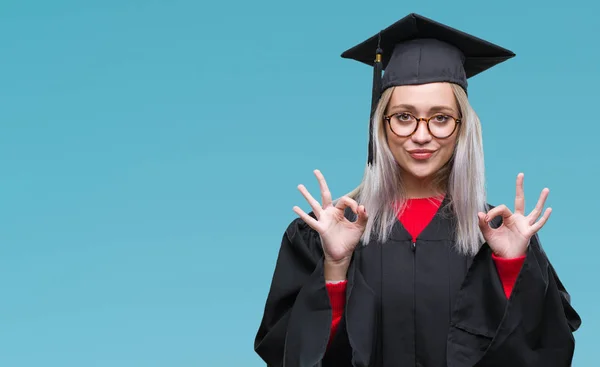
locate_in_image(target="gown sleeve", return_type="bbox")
[253,214,378,367]
[447,233,582,367]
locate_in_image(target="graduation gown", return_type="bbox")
[254,199,581,366]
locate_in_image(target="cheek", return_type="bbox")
[437,140,456,162]
[386,133,407,162]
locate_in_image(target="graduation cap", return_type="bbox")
[341,13,515,165]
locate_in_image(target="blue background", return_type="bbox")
[1,0,597,365]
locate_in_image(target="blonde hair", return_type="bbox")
[343,83,487,255]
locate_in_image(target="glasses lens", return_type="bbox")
[389,113,417,136]
[429,115,456,138]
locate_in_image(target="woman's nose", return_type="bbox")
[411,120,433,143]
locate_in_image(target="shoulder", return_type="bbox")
[281,212,324,259]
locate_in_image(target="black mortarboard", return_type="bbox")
[341,13,515,165]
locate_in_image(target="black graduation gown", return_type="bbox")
[254,199,582,367]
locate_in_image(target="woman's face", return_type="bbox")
[384,82,460,182]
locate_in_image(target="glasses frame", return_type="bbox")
[383,112,462,139]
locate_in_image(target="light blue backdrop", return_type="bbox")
[1,0,597,365]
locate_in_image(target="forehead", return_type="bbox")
[387,83,458,112]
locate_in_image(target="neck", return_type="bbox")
[401,174,444,199]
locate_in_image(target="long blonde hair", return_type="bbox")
[344,83,487,255]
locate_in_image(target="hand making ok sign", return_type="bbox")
[478,173,552,258]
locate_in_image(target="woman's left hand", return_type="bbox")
[478,173,552,259]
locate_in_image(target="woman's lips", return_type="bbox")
[407,150,435,160]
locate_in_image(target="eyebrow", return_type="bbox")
[387,104,458,115]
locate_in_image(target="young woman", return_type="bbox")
[254,13,581,367]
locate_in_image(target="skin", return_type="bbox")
[384,83,459,198]
[292,83,552,281]
[478,173,552,259]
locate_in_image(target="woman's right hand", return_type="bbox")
[293,170,369,278]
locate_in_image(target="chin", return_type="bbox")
[397,162,434,178]
[406,168,437,180]
[404,157,452,179]
[394,151,451,182]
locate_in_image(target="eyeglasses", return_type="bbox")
[383,112,462,139]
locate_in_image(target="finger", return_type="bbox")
[477,212,492,235]
[515,173,525,215]
[293,206,322,232]
[297,184,322,217]
[528,188,550,225]
[314,169,333,208]
[335,195,359,214]
[484,204,513,222]
[530,207,552,233]
[356,205,369,227]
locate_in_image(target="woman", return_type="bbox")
[254,13,581,367]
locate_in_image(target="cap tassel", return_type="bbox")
[368,41,383,166]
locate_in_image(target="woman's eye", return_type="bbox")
[434,115,448,122]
